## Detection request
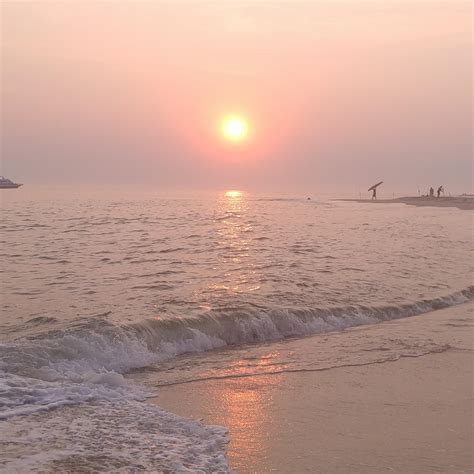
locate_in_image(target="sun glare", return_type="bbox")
[225,190,242,198]
[221,116,248,142]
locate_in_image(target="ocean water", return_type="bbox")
[1,191,472,471]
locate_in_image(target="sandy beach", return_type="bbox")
[337,196,474,211]
[152,302,473,473]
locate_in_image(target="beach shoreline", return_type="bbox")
[336,196,474,210]
[151,302,473,473]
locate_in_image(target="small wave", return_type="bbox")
[131,284,173,291]
[159,247,185,254]
[128,287,474,354]
[25,316,58,326]
[4,288,474,377]
[1,287,472,419]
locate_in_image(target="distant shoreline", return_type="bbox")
[335,196,474,210]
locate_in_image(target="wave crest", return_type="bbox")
[1,287,472,418]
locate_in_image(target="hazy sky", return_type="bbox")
[1,1,472,193]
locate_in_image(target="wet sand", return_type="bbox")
[337,196,474,210]
[151,302,473,473]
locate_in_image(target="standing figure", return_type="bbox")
[437,186,443,198]
[429,187,434,197]
[368,181,383,200]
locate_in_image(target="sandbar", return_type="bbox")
[337,196,474,210]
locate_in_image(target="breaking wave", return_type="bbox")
[1,286,472,419]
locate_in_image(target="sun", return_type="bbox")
[221,115,248,142]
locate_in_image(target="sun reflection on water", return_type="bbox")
[203,189,259,295]
[202,352,284,470]
[225,190,243,198]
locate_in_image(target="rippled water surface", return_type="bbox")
[1,191,472,471]
[2,193,472,332]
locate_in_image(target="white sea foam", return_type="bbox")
[0,371,143,419]
[1,399,230,473]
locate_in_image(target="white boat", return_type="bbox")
[0,176,22,189]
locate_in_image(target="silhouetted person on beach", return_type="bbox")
[372,188,377,200]
[429,187,434,198]
[437,186,443,198]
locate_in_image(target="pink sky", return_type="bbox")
[1,1,471,192]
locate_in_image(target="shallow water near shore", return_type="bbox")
[1,191,472,471]
[151,303,473,473]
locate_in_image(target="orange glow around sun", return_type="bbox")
[221,115,249,142]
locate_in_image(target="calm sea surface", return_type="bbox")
[1,191,472,471]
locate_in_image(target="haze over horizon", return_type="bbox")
[1,1,472,193]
